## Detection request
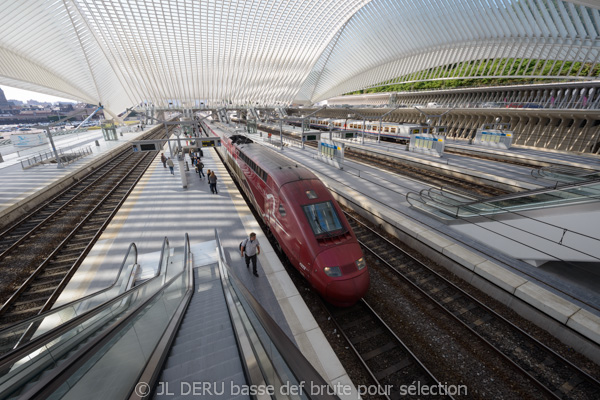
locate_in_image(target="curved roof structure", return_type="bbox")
[0,0,599,116]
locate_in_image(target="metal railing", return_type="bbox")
[0,236,173,399]
[20,146,93,169]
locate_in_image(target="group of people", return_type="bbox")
[160,153,260,277]
[160,151,218,193]
[160,153,175,175]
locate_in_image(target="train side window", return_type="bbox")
[279,204,286,217]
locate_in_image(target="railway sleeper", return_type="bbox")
[53,254,79,263]
[451,302,478,316]
[30,275,65,287]
[467,314,494,328]
[17,222,44,230]
[361,341,397,361]
[339,316,373,330]
[19,284,56,298]
[373,357,413,381]
[2,306,43,319]
[69,235,96,244]
[63,244,88,253]
[350,328,384,345]
[44,261,75,271]
[88,217,108,225]
[12,296,48,310]
[56,248,84,257]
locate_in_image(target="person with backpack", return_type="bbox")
[166,157,174,175]
[196,159,205,179]
[208,171,218,193]
[240,232,260,277]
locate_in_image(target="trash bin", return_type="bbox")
[95,140,100,146]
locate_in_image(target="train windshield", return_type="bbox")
[303,201,343,236]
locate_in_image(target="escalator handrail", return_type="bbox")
[0,236,172,373]
[0,273,161,373]
[0,241,138,348]
[0,237,169,339]
[15,254,191,400]
[129,234,195,400]
[214,229,339,400]
[462,176,600,206]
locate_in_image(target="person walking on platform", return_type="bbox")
[160,153,167,168]
[240,232,260,277]
[196,160,205,178]
[208,171,218,193]
[166,157,174,175]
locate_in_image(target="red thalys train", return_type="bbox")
[217,133,369,306]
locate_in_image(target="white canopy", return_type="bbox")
[0,0,598,115]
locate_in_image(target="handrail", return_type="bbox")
[214,229,339,400]
[129,235,194,400]
[0,242,138,358]
[462,176,600,205]
[0,237,189,399]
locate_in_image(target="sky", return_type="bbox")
[1,85,77,103]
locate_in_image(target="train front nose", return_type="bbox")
[325,269,369,307]
[314,245,370,307]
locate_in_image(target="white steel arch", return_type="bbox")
[300,0,600,103]
[0,0,599,115]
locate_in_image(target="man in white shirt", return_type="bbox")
[241,232,261,277]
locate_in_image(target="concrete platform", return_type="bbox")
[0,126,152,215]
[235,121,600,363]
[51,139,357,399]
[445,139,600,171]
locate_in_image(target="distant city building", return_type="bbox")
[0,87,9,107]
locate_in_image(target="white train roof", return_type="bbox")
[0,0,598,117]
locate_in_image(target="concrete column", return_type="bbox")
[178,158,187,189]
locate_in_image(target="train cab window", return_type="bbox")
[278,204,286,217]
[303,202,343,236]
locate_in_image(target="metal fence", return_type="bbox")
[20,145,93,169]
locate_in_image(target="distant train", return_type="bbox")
[215,130,369,307]
[287,117,429,142]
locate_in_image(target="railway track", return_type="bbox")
[323,299,451,400]
[346,212,600,400]
[0,128,167,328]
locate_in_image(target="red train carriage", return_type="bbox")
[217,133,369,306]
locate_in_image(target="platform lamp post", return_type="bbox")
[45,126,64,168]
[279,118,284,150]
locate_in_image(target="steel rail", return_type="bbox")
[346,212,600,400]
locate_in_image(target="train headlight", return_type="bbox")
[355,257,366,270]
[324,266,342,277]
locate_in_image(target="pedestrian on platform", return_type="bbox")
[240,232,260,277]
[208,171,218,193]
[167,157,174,175]
[160,153,167,168]
[197,160,205,178]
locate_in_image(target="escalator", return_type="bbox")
[0,232,337,400]
[407,179,600,222]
